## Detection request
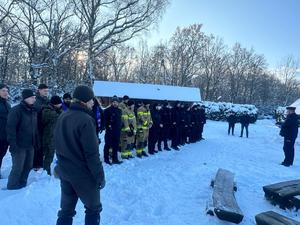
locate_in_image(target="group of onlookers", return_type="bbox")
[226,111,251,137]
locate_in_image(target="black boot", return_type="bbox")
[104,159,112,165]
[142,151,149,157]
[85,213,100,225]
[112,159,123,165]
[56,217,73,225]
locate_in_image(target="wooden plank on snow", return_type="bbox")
[255,211,300,225]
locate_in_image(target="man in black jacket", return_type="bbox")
[148,103,162,154]
[6,89,38,189]
[158,101,171,151]
[54,85,105,225]
[33,83,49,169]
[280,106,299,167]
[227,111,237,135]
[0,84,11,178]
[103,96,122,165]
[240,112,250,138]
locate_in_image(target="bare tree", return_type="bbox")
[168,24,204,86]
[72,0,169,85]
[276,55,300,105]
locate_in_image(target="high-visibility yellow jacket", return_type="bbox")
[121,105,136,133]
[137,105,152,130]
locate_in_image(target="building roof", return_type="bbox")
[93,80,201,102]
[290,98,300,114]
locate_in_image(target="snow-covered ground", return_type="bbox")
[1,119,300,225]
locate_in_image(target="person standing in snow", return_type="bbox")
[6,89,39,189]
[158,100,171,151]
[0,84,11,178]
[103,96,123,165]
[33,83,49,170]
[280,106,299,167]
[41,96,63,175]
[54,85,105,225]
[239,112,250,138]
[227,111,237,135]
[148,103,162,154]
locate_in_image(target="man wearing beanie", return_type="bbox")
[33,83,49,170]
[41,95,63,175]
[0,84,11,178]
[62,93,72,111]
[54,85,105,225]
[119,95,129,111]
[6,89,38,189]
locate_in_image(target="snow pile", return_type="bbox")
[1,119,300,225]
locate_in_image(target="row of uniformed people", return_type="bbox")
[103,95,206,165]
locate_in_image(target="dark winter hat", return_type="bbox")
[50,95,62,105]
[73,85,94,103]
[63,93,72,100]
[123,95,129,101]
[22,89,35,100]
[0,83,8,90]
[111,95,120,103]
[127,100,135,106]
[38,84,48,90]
[286,106,296,111]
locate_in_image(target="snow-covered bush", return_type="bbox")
[202,101,258,123]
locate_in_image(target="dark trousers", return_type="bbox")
[228,123,235,135]
[33,145,43,169]
[57,177,102,225]
[283,138,296,166]
[171,126,179,147]
[7,147,34,189]
[43,144,55,175]
[240,124,249,138]
[0,139,9,169]
[148,127,159,153]
[158,126,169,149]
[199,123,204,139]
[103,132,120,162]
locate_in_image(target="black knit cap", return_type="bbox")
[50,95,62,105]
[22,89,35,100]
[73,85,94,103]
[63,93,72,100]
[111,95,120,103]
[127,100,135,106]
[123,95,129,101]
[0,83,8,89]
[38,84,48,90]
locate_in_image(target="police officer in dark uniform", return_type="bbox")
[103,96,122,165]
[280,106,299,167]
[171,101,181,150]
[158,101,171,151]
[148,103,162,154]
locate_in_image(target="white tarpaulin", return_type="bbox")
[93,80,201,102]
[290,98,300,114]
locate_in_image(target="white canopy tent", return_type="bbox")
[290,98,300,114]
[93,80,201,102]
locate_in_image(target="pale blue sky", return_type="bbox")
[146,0,300,69]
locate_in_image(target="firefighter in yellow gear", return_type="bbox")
[120,100,136,159]
[136,102,153,157]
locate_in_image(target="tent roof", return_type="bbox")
[93,80,201,102]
